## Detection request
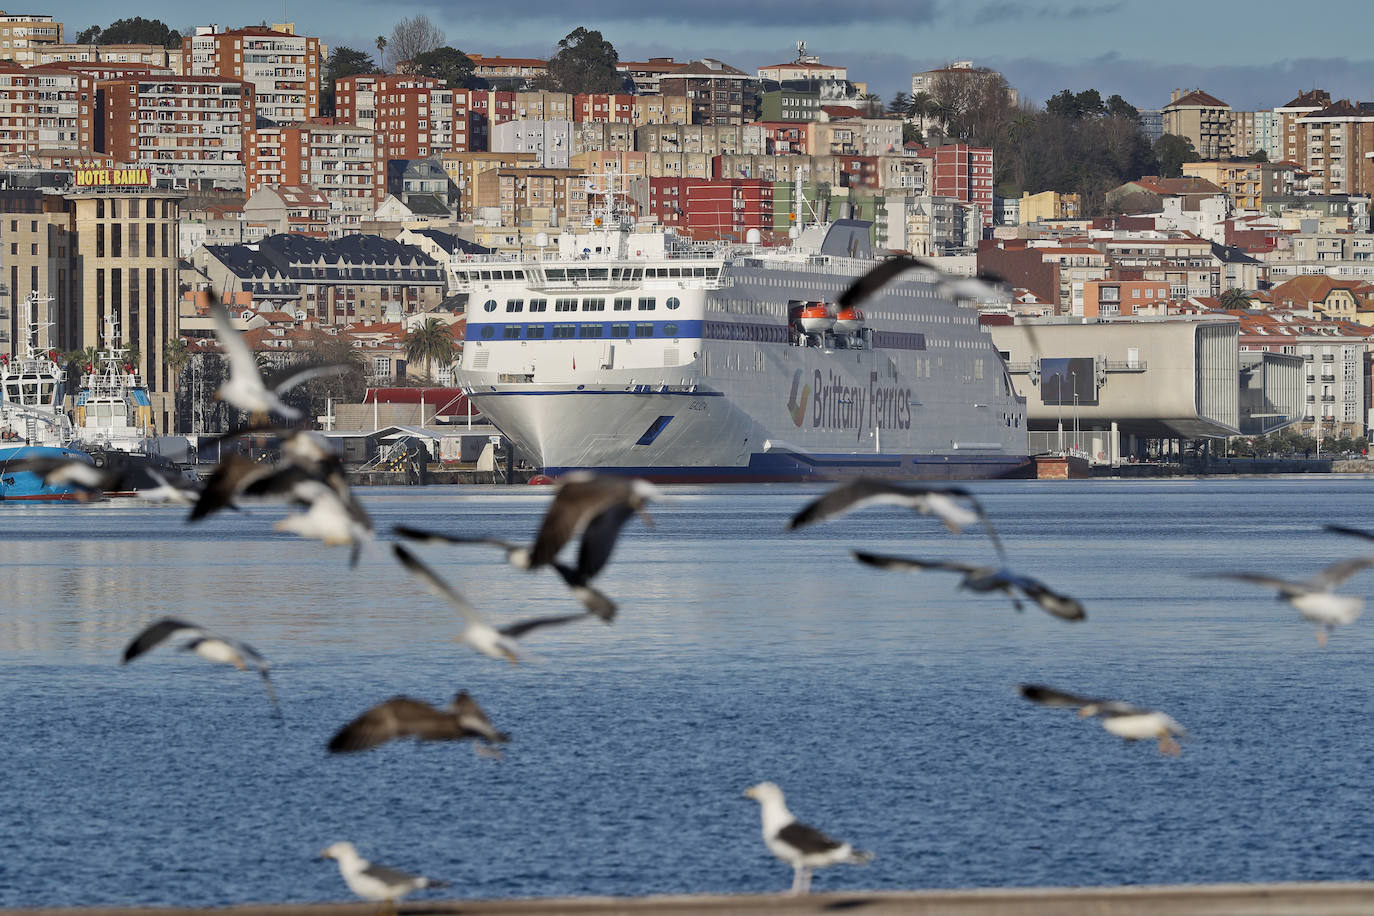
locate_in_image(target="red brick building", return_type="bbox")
[182,26,320,125]
[649,177,773,238]
[336,74,460,159]
[98,75,254,190]
[246,121,386,231]
[0,63,93,155]
[923,143,994,230]
[574,93,636,123]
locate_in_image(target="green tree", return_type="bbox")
[403,317,456,382]
[859,92,883,118]
[376,36,388,71]
[546,27,621,94]
[1248,149,1269,162]
[901,122,923,145]
[162,339,191,433]
[888,91,909,117]
[409,46,476,89]
[79,17,181,48]
[1105,94,1140,121]
[1154,133,1197,177]
[322,46,379,117]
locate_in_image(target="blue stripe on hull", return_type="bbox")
[545,451,1033,484]
[0,446,91,500]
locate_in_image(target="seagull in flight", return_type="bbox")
[1018,684,1189,755]
[210,297,348,419]
[319,841,447,912]
[744,781,873,895]
[328,691,509,756]
[121,617,279,714]
[853,551,1084,621]
[838,254,1008,309]
[789,479,1004,559]
[392,544,594,664]
[1199,554,1374,646]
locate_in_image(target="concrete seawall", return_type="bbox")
[10,883,1374,916]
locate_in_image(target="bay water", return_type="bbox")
[1,478,1372,907]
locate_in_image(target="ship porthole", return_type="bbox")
[483,299,498,312]
[666,296,680,310]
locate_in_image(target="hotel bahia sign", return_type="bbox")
[75,167,151,188]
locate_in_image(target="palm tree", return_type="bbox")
[403,317,456,383]
[163,339,190,433]
[376,36,388,71]
[1219,288,1251,310]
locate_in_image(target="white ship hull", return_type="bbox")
[454,214,1029,482]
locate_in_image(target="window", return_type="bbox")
[480,326,495,339]
[579,324,603,338]
[526,325,546,339]
[614,297,632,311]
[503,326,522,339]
[483,298,498,312]
[637,297,655,311]
[552,324,576,339]
[666,296,680,310]
[611,323,630,337]
[505,299,524,312]
[582,298,606,311]
[555,298,577,312]
[529,298,548,312]
[635,322,655,337]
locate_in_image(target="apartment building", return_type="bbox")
[574,93,633,123]
[0,188,75,357]
[0,64,94,156]
[1295,99,1374,197]
[438,150,537,217]
[1275,89,1330,166]
[182,25,319,124]
[455,88,516,151]
[571,120,635,156]
[808,112,901,157]
[0,11,62,65]
[1081,279,1171,318]
[617,58,686,94]
[659,59,758,126]
[335,74,459,159]
[490,120,573,168]
[98,76,254,190]
[648,177,772,238]
[1231,109,1279,161]
[470,166,579,226]
[1019,190,1081,223]
[245,122,385,234]
[1097,234,1221,300]
[917,143,994,230]
[35,43,182,70]
[466,54,547,84]
[1162,89,1232,159]
[632,93,688,126]
[516,90,572,121]
[634,123,768,156]
[1182,161,1263,210]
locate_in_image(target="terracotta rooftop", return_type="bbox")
[1166,89,1229,109]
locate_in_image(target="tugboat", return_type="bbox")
[70,315,183,494]
[0,293,89,500]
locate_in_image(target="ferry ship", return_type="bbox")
[454,180,1029,482]
[0,293,88,499]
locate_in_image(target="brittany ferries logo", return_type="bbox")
[786,370,810,427]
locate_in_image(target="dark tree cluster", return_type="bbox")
[542,27,621,95]
[75,17,181,48]
[408,47,479,89]
[995,88,1159,215]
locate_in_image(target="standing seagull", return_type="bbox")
[392,544,593,664]
[319,841,447,914]
[853,551,1084,621]
[210,298,347,419]
[744,782,873,895]
[1018,684,1189,755]
[1199,554,1374,646]
[790,479,1004,559]
[328,691,509,755]
[122,617,279,714]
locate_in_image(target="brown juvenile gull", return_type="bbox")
[328,691,509,755]
[744,781,873,895]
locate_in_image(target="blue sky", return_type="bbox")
[66,0,1374,112]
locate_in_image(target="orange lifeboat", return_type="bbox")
[797,302,835,334]
[833,305,864,334]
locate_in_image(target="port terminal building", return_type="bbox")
[984,317,1305,465]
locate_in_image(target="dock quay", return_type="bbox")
[9,883,1374,916]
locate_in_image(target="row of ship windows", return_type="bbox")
[456,266,722,283]
[484,297,681,313]
[471,321,685,341]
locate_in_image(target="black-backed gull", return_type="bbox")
[744,781,873,895]
[122,617,279,714]
[853,551,1084,620]
[790,479,1004,559]
[1018,684,1188,755]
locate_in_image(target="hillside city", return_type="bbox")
[1,13,1371,454]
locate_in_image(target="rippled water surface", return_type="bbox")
[2,478,1374,907]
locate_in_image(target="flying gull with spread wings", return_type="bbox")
[853,551,1084,621]
[328,691,509,755]
[1018,684,1189,755]
[1199,553,1374,646]
[210,297,348,419]
[121,617,279,714]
